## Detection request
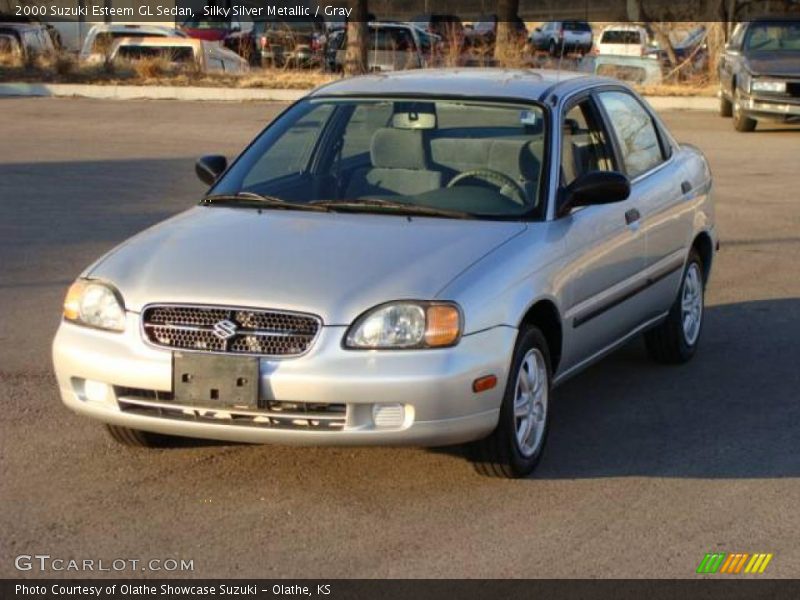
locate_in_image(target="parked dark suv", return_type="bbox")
[224,17,325,67]
[464,15,527,53]
[718,18,800,131]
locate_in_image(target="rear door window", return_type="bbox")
[597,91,665,179]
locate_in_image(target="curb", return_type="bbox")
[0,82,718,110]
[0,83,306,102]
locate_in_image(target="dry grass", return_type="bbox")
[1,48,718,97]
[239,69,336,89]
[0,49,23,69]
[636,83,717,97]
[131,56,173,80]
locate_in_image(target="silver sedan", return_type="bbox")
[52,69,716,478]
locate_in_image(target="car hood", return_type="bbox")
[88,206,526,325]
[745,52,800,77]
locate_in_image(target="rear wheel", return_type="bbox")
[645,250,705,364]
[105,424,176,448]
[470,327,551,478]
[733,88,757,132]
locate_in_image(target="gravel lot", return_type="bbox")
[1,98,798,579]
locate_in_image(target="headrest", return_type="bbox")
[487,139,541,181]
[370,128,429,170]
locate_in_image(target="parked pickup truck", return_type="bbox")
[718,18,800,132]
[110,37,249,74]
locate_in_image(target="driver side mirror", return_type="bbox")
[195,155,227,186]
[557,171,630,218]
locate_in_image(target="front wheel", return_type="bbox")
[645,250,705,364]
[105,424,177,448]
[733,88,757,132]
[469,327,552,478]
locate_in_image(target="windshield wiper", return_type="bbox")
[310,198,473,220]
[202,192,329,212]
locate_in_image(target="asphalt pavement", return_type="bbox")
[1,98,798,578]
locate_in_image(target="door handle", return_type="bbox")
[625,208,641,226]
[681,180,692,194]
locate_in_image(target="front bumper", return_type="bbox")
[742,93,800,120]
[52,315,516,446]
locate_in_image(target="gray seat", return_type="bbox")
[430,137,543,204]
[345,128,442,198]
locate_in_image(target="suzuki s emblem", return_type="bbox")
[212,319,238,340]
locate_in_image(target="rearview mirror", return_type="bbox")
[195,155,227,186]
[558,171,630,217]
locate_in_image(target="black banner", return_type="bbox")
[4,0,800,23]
[3,580,800,600]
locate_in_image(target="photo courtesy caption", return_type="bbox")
[16,584,332,596]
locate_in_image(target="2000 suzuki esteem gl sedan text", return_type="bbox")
[53,69,716,478]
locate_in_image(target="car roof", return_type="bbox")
[89,24,178,34]
[113,36,200,48]
[601,24,646,31]
[310,68,603,102]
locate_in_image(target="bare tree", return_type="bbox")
[344,0,368,76]
[494,0,520,63]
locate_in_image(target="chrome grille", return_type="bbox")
[116,389,346,431]
[142,304,320,357]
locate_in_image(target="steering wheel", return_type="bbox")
[447,168,526,204]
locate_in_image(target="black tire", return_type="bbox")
[105,424,176,448]
[645,250,705,364]
[733,88,757,132]
[470,326,552,478]
[719,94,733,118]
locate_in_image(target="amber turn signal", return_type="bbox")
[472,375,498,393]
[424,305,461,347]
[63,280,87,321]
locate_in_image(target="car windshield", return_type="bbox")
[745,21,800,52]
[210,98,548,219]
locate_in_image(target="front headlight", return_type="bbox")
[345,301,462,349]
[63,280,126,332]
[751,79,786,93]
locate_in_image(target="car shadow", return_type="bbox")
[506,298,800,480]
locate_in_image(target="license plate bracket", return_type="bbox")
[173,352,259,410]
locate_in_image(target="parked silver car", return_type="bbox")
[52,70,716,478]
